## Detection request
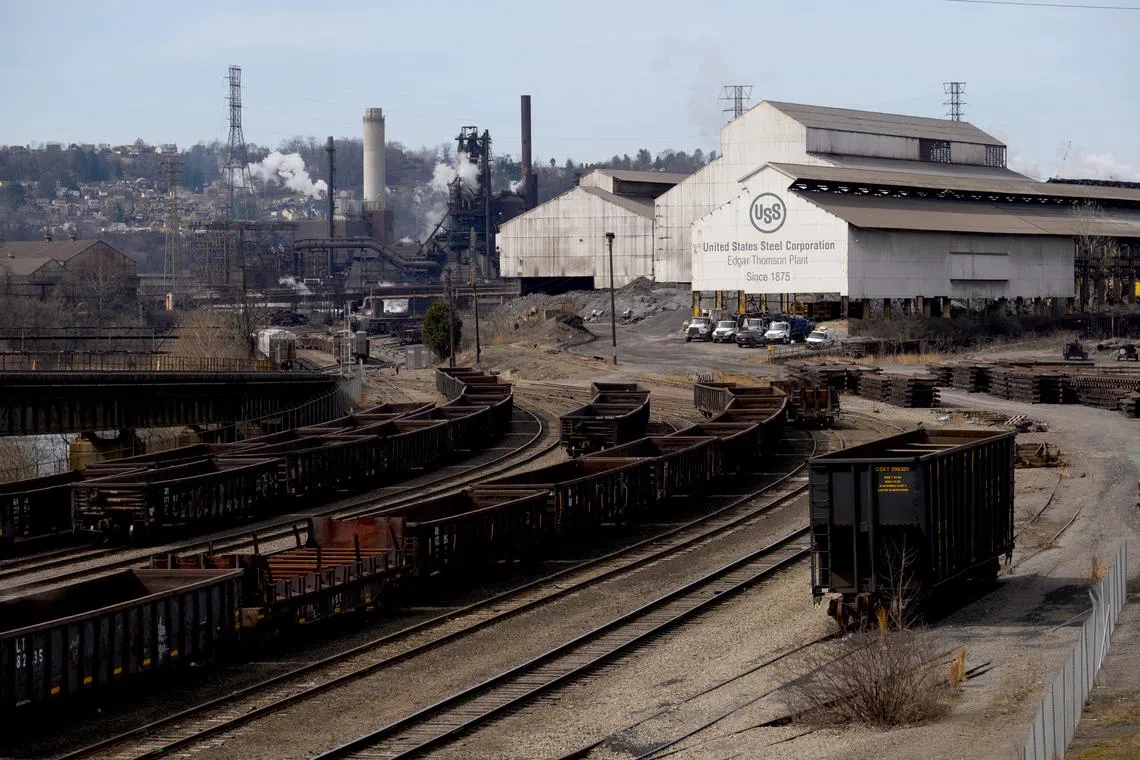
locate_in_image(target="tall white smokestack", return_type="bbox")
[363,107,386,211]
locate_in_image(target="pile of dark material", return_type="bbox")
[787,361,879,392]
[1122,392,1140,418]
[856,373,940,408]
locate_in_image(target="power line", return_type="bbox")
[946,0,1140,9]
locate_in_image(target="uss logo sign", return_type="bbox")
[749,192,786,233]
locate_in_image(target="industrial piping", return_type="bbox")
[293,238,439,270]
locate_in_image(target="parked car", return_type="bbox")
[685,316,713,342]
[735,329,766,348]
[1118,344,1138,361]
[711,320,738,343]
[806,328,837,350]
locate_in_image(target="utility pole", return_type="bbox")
[445,268,456,368]
[943,82,966,122]
[470,275,482,366]
[160,152,183,310]
[606,232,618,366]
[222,65,256,221]
[719,85,753,121]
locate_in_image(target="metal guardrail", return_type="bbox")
[0,353,275,372]
[1020,541,1128,760]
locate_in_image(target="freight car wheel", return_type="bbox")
[128,522,150,542]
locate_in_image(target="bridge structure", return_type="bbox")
[0,370,341,436]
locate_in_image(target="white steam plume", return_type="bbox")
[278,275,312,295]
[249,152,328,199]
[1069,152,1140,182]
[430,150,480,193]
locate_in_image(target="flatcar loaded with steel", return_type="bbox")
[808,428,1015,628]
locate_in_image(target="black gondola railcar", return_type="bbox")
[809,428,1015,628]
[559,383,650,457]
[0,567,242,710]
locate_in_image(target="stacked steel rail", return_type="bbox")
[855,372,940,408]
[929,360,1140,418]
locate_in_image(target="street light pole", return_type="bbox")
[606,232,617,366]
[445,267,456,368]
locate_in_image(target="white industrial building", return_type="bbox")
[499,100,1140,311]
[497,169,686,288]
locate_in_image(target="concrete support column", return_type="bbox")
[714,290,723,310]
[883,299,893,319]
[914,295,924,318]
[841,295,849,319]
[1066,297,1076,314]
[941,297,951,319]
[691,290,701,317]
[69,430,143,471]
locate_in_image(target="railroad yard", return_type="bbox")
[1,304,1138,760]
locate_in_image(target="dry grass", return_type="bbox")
[786,630,952,727]
[948,648,968,692]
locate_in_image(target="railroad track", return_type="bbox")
[56,429,820,760]
[1,401,557,595]
[300,417,908,759]
[316,529,811,760]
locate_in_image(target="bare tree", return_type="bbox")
[1071,202,1120,311]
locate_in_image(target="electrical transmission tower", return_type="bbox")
[161,152,183,308]
[719,85,753,121]
[943,82,966,122]
[223,65,256,221]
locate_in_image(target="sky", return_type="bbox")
[1,0,1138,180]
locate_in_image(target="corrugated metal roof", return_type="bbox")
[577,185,655,219]
[0,240,97,277]
[765,101,1003,146]
[767,162,1140,204]
[593,168,691,185]
[819,154,1031,181]
[798,193,1140,237]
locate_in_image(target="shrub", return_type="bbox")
[422,301,463,360]
[786,630,951,727]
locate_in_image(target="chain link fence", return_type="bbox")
[1020,541,1128,760]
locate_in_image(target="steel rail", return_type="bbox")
[314,528,812,760]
